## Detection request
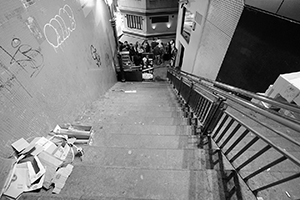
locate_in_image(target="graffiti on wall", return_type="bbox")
[21,0,36,8]
[25,16,45,44]
[43,4,76,51]
[90,45,101,67]
[0,37,44,96]
[0,60,16,91]
[0,59,32,97]
[0,38,44,78]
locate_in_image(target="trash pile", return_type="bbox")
[1,124,93,199]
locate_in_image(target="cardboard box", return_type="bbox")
[53,124,92,139]
[271,72,300,103]
[4,162,45,199]
[0,158,16,197]
[293,93,300,106]
[38,151,63,189]
[52,164,73,194]
[18,156,45,184]
[11,138,29,153]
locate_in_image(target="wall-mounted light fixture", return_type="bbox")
[152,24,156,29]
[166,23,171,28]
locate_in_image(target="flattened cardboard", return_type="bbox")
[3,167,28,199]
[11,138,29,153]
[52,164,73,194]
[22,137,57,156]
[44,141,57,155]
[25,174,45,192]
[19,156,45,184]
[38,151,63,189]
[4,162,45,199]
[35,137,49,147]
[22,137,41,154]
[53,124,91,139]
[0,157,16,197]
[30,144,44,156]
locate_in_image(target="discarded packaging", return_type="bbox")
[11,138,29,153]
[124,90,137,93]
[4,161,45,199]
[0,158,16,197]
[53,124,93,142]
[2,123,90,199]
[21,156,45,184]
[52,164,74,194]
[38,151,63,189]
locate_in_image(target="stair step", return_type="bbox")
[101,93,178,100]
[17,196,158,200]
[96,116,188,126]
[109,88,176,93]
[99,101,180,108]
[94,105,182,112]
[91,134,198,149]
[97,110,184,118]
[95,100,181,108]
[74,146,207,170]
[93,124,192,135]
[21,167,224,200]
[76,110,186,125]
[96,100,181,107]
[110,82,172,88]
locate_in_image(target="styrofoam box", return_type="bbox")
[270,72,300,103]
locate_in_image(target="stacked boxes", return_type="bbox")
[253,71,300,120]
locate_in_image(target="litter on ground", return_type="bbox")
[0,123,92,199]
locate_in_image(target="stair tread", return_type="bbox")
[96,116,188,126]
[92,124,192,135]
[93,106,182,112]
[74,146,207,170]
[21,167,223,200]
[91,134,198,149]
[96,110,184,118]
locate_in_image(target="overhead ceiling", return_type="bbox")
[245,0,300,22]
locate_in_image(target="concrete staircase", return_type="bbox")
[19,81,230,200]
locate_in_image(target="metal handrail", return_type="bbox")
[167,68,300,196]
[228,103,300,148]
[168,68,300,134]
[174,68,300,114]
[224,108,300,169]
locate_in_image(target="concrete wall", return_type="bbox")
[176,0,244,80]
[0,0,117,157]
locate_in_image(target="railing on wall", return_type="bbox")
[167,68,300,198]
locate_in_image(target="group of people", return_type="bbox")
[118,38,177,68]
